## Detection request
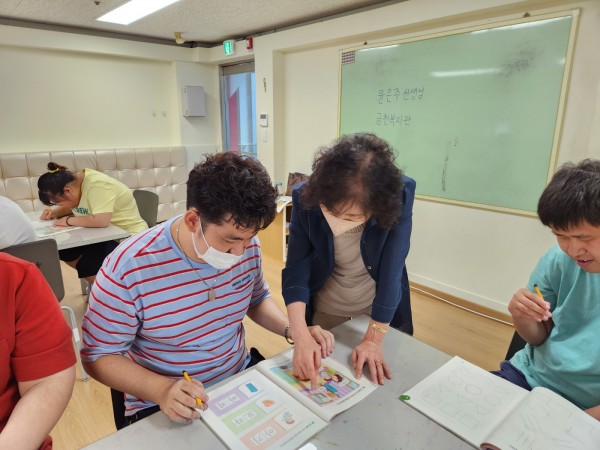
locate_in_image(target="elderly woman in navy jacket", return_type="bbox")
[282,133,415,388]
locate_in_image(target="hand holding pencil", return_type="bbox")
[183,370,205,411]
[155,371,208,423]
[507,284,552,323]
[532,284,552,321]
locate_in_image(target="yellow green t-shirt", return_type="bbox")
[72,169,148,235]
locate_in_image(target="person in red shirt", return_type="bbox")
[0,253,76,449]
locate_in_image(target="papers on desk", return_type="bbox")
[276,196,292,213]
[32,219,82,237]
[402,356,600,450]
[201,348,377,449]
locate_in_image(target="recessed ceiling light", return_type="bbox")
[97,0,182,25]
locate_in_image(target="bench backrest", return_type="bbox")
[0,147,187,223]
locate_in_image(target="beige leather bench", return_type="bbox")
[0,147,188,223]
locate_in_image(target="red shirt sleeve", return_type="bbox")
[9,257,76,381]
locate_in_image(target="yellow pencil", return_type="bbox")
[182,370,203,408]
[533,284,543,299]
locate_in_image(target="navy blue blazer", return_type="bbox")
[281,175,415,328]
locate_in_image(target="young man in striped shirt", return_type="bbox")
[81,152,333,427]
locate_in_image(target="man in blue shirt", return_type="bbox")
[494,159,600,420]
[82,152,328,428]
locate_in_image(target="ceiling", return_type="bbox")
[0,0,405,47]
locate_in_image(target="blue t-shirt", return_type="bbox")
[510,245,600,409]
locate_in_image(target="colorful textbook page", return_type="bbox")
[403,356,600,450]
[201,370,327,450]
[201,349,377,449]
[260,348,377,422]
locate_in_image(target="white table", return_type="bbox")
[83,315,471,449]
[27,211,129,250]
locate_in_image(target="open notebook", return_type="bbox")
[200,348,377,449]
[31,217,82,237]
[402,356,600,450]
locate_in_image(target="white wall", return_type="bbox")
[283,47,340,178]
[250,0,600,313]
[172,61,221,171]
[0,46,177,150]
[0,26,220,161]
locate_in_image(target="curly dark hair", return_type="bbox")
[301,133,404,229]
[538,159,600,230]
[187,152,277,231]
[38,162,76,206]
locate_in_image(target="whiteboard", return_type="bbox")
[339,12,578,215]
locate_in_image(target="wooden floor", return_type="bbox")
[51,254,514,449]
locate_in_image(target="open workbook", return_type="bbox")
[402,356,600,450]
[200,348,377,449]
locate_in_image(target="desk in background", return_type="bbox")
[83,315,471,449]
[257,196,292,262]
[27,211,129,250]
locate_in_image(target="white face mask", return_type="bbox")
[191,223,243,270]
[321,207,365,237]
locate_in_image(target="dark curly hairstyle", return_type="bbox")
[538,159,600,230]
[187,152,277,231]
[301,133,404,229]
[38,162,76,206]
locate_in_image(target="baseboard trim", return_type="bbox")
[410,282,514,326]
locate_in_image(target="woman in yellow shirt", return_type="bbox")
[37,162,148,283]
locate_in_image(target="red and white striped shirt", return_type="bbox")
[81,217,270,415]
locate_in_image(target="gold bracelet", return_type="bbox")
[284,325,294,345]
[369,320,388,334]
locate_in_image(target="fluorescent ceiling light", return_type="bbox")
[431,68,501,77]
[97,0,181,25]
[358,45,399,52]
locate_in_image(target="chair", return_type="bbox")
[80,190,155,299]
[2,238,89,381]
[111,388,127,430]
[133,189,159,228]
[505,331,527,360]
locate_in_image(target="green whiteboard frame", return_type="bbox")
[338,10,579,216]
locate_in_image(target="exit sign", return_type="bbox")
[223,39,235,55]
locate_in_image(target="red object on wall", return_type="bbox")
[228,89,240,152]
[245,37,253,50]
